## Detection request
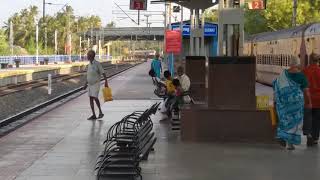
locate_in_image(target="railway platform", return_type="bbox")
[0,62,92,87]
[0,62,319,180]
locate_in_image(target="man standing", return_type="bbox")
[151,53,162,79]
[84,50,108,120]
[304,54,320,146]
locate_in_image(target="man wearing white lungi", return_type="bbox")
[84,50,108,120]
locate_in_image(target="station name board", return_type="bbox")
[247,0,266,10]
[171,24,218,37]
[130,0,147,10]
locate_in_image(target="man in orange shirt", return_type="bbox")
[303,54,320,146]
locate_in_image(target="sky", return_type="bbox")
[0,0,190,27]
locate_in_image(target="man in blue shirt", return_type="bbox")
[151,53,162,79]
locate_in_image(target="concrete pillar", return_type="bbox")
[218,0,244,56]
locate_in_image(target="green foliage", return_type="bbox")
[4,5,102,55]
[245,0,320,34]
[0,29,10,55]
[106,21,116,28]
[203,9,218,23]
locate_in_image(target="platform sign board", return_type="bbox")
[130,0,147,10]
[247,0,266,10]
[165,30,181,54]
[171,24,218,37]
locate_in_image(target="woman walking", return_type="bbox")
[273,57,312,150]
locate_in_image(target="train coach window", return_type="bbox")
[276,55,280,66]
[269,55,272,65]
[258,55,262,64]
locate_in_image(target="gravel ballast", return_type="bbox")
[0,64,133,121]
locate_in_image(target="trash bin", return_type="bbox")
[1,63,8,69]
[44,58,49,65]
[14,59,21,68]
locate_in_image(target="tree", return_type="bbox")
[203,9,218,23]
[244,0,320,34]
[107,21,116,28]
[0,29,9,55]
[5,6,38,52]
[3,5,102,55]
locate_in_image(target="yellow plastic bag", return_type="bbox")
[256,96,277,126]
[256,95,269,110]
[103,87,113,102]
[269,106,278,127]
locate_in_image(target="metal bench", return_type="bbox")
[0,63,9,69]
[171,91,194,131]
[95,103,158,180]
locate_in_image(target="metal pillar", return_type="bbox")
[36,22,39,64]
[189,9,194,56]
[180,5,184,61]
[194,9,200,56]
[201,9,205,56]
[164,3,167,61]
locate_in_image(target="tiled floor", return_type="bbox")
[1,62,319,180]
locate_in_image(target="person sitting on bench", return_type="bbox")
[177,66,191,103]
[160,71,176,116]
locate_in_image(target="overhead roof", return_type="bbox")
[247,23,315,42]
[85,27,165,41]
[151,0,218,9]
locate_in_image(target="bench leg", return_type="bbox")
[142,151,150,160]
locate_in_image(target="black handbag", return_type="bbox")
[149,69,156,77]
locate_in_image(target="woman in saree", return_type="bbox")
[273,57,312,150]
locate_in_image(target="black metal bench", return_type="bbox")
[170,91,194,131]
[95,103,159,180]
[0,63,9,69]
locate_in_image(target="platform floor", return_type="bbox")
[0,62,319,180]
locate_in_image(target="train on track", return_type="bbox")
[131,50,157,59]
[244,23,320,85]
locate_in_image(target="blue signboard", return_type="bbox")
[171,23,218,37]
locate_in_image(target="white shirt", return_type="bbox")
[87,60,104,85]
[178,74,191,92]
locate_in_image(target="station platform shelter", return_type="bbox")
[0,62,319,180]
[171,21,218,59]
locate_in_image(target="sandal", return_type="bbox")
[277,139,286,147]
[87,115,97,120]
[287,144,295,150]
[98,113,104,119]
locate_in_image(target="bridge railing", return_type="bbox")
[0,55,112,65]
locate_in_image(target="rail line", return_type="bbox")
[0,62,142,131]
[0,64,123,97]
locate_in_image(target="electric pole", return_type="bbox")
[43,0,47,54]
[292,0,298,27]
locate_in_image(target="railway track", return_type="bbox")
[0,64,121,97]
[0,62,142,132]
